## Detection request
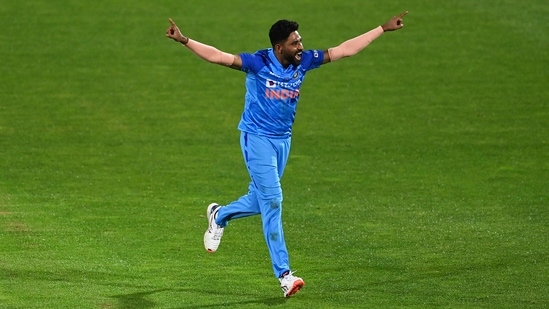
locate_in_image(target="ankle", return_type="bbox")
[279,271,290,278]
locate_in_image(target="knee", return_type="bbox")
[269,232,279,241]
[261,197,283,223]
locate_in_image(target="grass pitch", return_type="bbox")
[0,1,547,308]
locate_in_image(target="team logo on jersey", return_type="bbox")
[266,79,276,88]
[292,71,300,79]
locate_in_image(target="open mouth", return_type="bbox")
[295,52,302,61]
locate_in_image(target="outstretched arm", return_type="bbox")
[322,11,408,64]
[166,18,243,70]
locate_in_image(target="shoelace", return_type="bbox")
[211,225,223,240]
[209,208,224,240]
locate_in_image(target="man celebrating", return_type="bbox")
[166,11,407,298]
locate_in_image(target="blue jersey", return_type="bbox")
[238,48,324,138]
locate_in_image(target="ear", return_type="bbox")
[274,43,284,54]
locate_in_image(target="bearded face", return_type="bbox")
[278,31,303,66]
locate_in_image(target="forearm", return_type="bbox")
[327,26,384,62]
[183,39,235,66]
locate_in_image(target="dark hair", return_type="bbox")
[269,19,299,47]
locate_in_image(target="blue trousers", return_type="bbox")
[215,131,291,278]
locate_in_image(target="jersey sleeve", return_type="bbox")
[300,49,324,71]
[239,52,264,73]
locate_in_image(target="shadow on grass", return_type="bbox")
[171,297,286,308]
[0,266,150,289]
[110,289,168,309]
[110,289,286,309]
[1,266,287,308]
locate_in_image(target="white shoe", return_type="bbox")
[279,271,304,298]
[204,203,224,253]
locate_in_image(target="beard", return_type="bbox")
[284,51,302,66]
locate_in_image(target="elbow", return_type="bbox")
[328,47,347,62]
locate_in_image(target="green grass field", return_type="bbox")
[1,1,548,308]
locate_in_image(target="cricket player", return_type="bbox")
[166,11,407,298]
